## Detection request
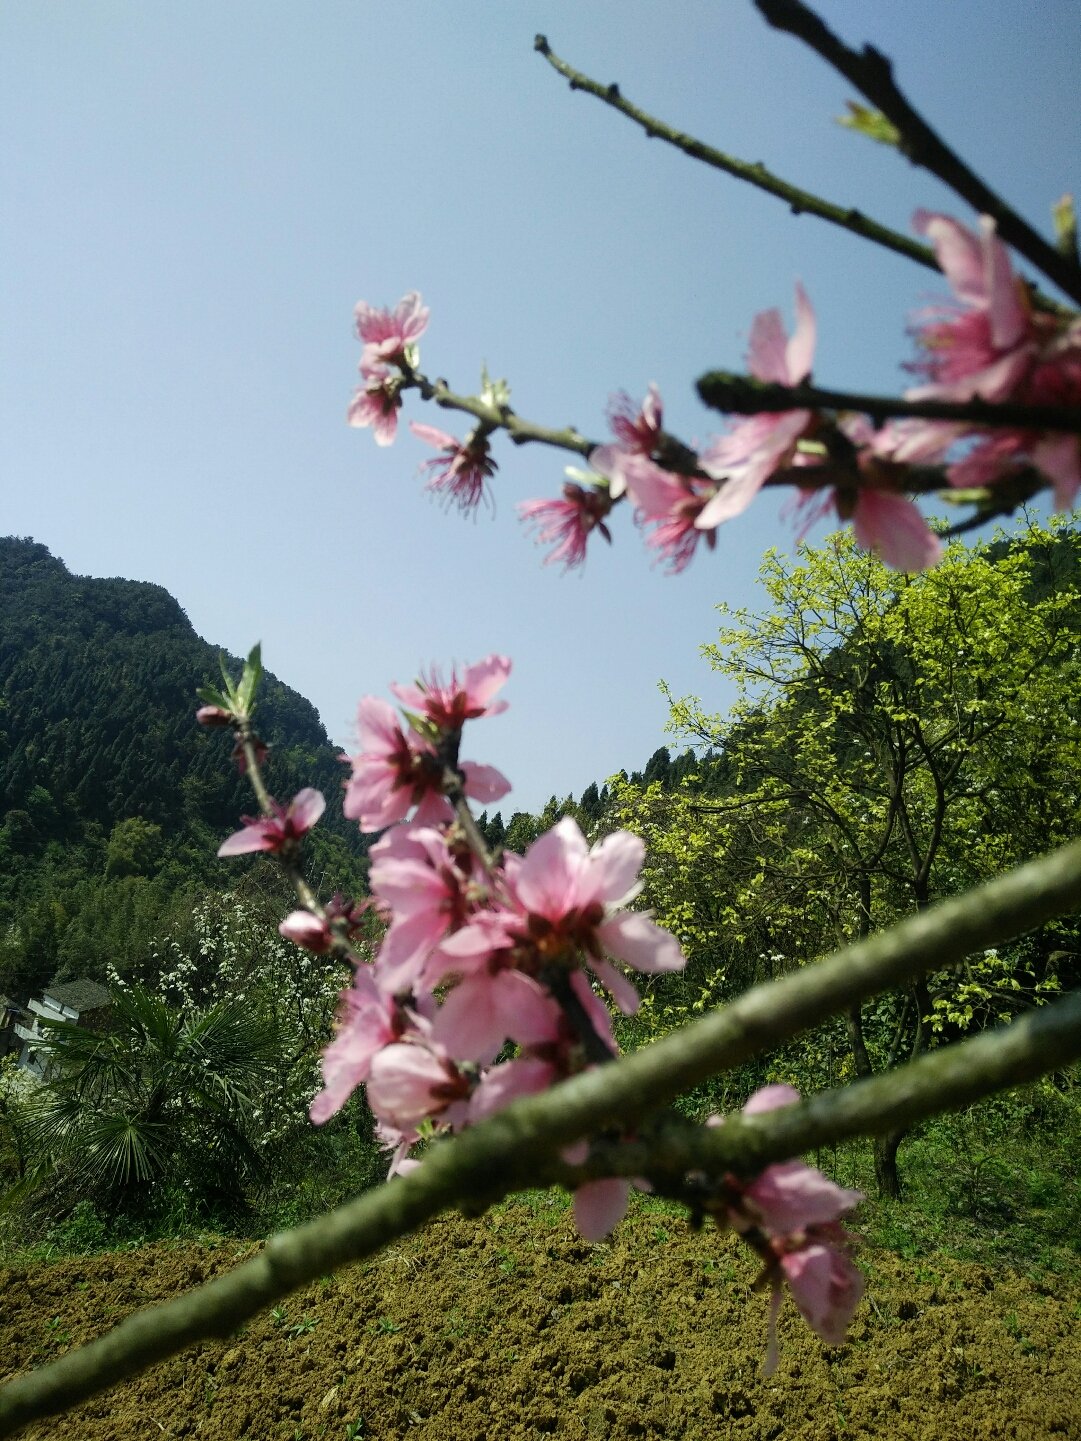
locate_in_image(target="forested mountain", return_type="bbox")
[0,537,367,996]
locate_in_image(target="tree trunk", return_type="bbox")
[873,1129,903,1200]
[846,874,905,1199]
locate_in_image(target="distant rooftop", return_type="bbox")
[43,980,112,1013]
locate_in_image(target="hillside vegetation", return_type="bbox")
[0,537,368,999]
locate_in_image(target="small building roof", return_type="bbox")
[42,980,112,1013]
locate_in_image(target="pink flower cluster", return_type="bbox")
[348,291,429,446]
[533,214,1078,572]
[571,281,942,574]
[351,213,1079,577]
[211,653,868,1361]
[718,1085,864,1374]
[280,653,682,1233]
[886,210,1081,508]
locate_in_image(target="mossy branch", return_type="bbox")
[553,992,1081,1186]
[3,835,1080,1435]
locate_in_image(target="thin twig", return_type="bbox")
[755,0,1081,307]
[412,373,595,460]
[533,34,939,277]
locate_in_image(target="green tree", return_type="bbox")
[104,817,164,879]
[622,522,1081,1195]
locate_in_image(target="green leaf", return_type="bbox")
[236,642,263,717]
[1052,193,1078,263]
[836,102,902,148]
[402,707,440,747]
[479,363,511,410]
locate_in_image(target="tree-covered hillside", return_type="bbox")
[0,537,367,996]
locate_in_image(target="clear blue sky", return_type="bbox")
[2,2,1078,815]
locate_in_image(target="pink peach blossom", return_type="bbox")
[898,213,1081,509]
[907,211,1032,403]
[791,481,942,572]
[390,654,511,732]
[354,290,429,370]
[309,969,401,1124]
[519,484,613,569]
[344,691,510,834]
[347,364,402,446]
[731,1086,865,1373]
[409,421,497,513]
[608,383,663,452]
[507,816,685,1004]
[590,384,665,498]
[343,697,447,831]
[217,788,325,857]
[738,1085,862,1235]
[698,283,819,529]
[849,489,943,570]
[195,704,232,727]
[787,416,942,571]
[780,1236,865,1347]
[431,966,560,1064]
[574,1177,632,1241]
[369,826,477,994]
[745,1158,864,1238]
[279,909,334,954]
[366,1038,472,1133]
[467,1056,558,1124]
[621,456,716,573]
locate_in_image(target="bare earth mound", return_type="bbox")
[2,1200,1078,1439]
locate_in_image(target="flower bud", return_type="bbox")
[279,910,334,954]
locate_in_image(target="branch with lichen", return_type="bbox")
[755,0,1081,307]
[551,992,1081,1191]
[3,835,1080,1437]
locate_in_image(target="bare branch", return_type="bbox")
[533,34,939,275]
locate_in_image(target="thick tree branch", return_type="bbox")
[4,835,1080,1435]
[755,0,1081,306]
[533,34,939,276]
[560,992,1081,1183]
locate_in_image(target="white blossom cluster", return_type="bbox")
[113,897,356,1151]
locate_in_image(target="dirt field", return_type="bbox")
[2,1198,1079,1440]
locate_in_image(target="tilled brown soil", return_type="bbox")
[2,1200,1079,1440]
